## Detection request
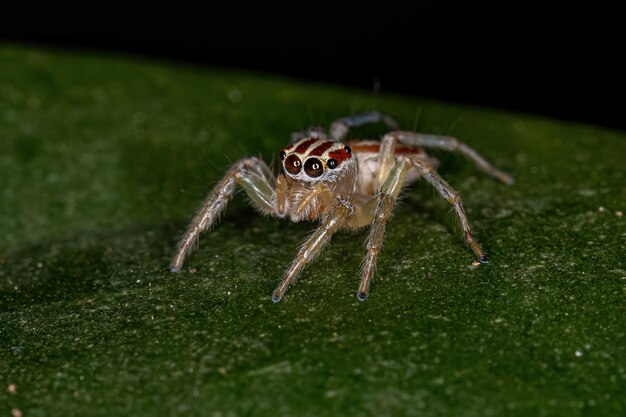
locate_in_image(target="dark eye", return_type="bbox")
[284,154,302,174]
[279,150,287,160]
[327,158,338,169]
[304,157,324,177]
[344,145,352,155]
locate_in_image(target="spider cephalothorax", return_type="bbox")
[280,138,355,183]
[171,111,513,302]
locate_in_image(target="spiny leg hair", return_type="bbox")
[356,152,412,301]
[272,197,354,302]
[409,157,488,263]
[170,157,276,273]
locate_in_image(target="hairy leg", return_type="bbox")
[390,131,514,184]
[409,157,488,262]
[346,134,406,229]
[376,133,398,188]
[170,157,277,272]
[330,111,400,141]
[358,194,395,301]
[290,183,337,222]
[290,126,328,143]
[272,198,354,302]
[355,158,411,300]
[275,174,290,217]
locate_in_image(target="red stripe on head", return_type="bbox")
[294,139,318,154]
[328,146,353,165]
[308,141,335,156]
[350,144,380,153]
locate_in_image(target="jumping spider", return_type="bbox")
[170,111,513,302]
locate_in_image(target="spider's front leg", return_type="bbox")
[272,197,354,302]
[170,157,284,272]
[348,156,412,301]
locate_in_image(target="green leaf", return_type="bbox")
[1,45,624,417]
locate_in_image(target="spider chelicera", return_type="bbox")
[170,111,513,302]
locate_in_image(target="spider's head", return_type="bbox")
[279,137,354,183]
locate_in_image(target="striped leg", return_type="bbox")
[330,111,400,141]
[272,199,354,302]
[170,157,277,273]
[392,131,514,184]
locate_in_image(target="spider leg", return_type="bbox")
[170,157,278,273]
[290,126,328,143]
[351,157,412,301]
[377,133,398,187]
[330,111,400,141]
[272,198,354,302]
[390,131,514,184]
[409,156,488,263]
[358,194,395,301]
[275,174,290,217]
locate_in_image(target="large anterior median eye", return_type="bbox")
[304,157,324,177]
[284,154,302,174]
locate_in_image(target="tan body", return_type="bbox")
[276,139,433,226]
[170,112,513,302]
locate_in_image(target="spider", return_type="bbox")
[170,111,513,302]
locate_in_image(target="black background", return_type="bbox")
[1,1,623,130]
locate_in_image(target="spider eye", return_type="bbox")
[284,154,302,174]
[279,150,287,160]
[344,145,352,155]
[327,158,338,169]
[304,157,324,178]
